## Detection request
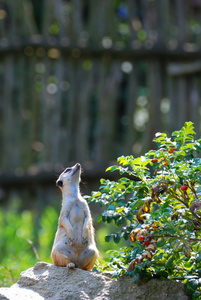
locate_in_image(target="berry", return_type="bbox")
[163,161,168,166]
[181,185,188,191]
[152,158,158,163]
[138,235,144,241]
[143,241,150,246]
[168,148,177,153]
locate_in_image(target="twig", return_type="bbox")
[27,239,40,262]
[152,234,201,242]
[169,277,184,280]
[168,190,201,224]
[189,183,199,200]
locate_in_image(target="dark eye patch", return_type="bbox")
[64,168,71,173]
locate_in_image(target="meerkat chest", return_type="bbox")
[69,203,85,226]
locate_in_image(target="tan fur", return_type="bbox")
[51,163,99,271]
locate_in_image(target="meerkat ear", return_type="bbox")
[57,180,63,187]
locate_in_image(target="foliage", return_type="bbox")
[89,122,201,298]
[0,207,58,287]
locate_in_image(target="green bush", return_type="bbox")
[89,122,201,298]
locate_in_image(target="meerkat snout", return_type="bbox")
[71,163,81,174]
[56,164,81,189]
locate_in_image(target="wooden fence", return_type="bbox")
[1,0,201,199]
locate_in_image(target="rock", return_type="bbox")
[0,262,188,300]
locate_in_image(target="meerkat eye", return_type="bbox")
[64,168,71,173]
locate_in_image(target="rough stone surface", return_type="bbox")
[0,262,188,300]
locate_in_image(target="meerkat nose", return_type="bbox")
[76,163,81,168]
[56,180,63,187]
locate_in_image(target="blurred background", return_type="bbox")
[1,0,201,286]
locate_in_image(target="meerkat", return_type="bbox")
[51,163,99,271]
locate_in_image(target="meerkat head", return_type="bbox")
[56,163,81,190]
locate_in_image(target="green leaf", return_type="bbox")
[172,122,195,145]
[113,234,121,244]
[195,253,201,264]
[157,238,166,247]
[105,235,113,242]
[173,240,183,252]
[183,241,192,258]
[185,278,200,296]
[91,191,101,198]
[106,165,120,172]
[155,132,165,138]
[155,269,168,279]
[165,256,174,269]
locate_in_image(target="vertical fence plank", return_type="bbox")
[42,0,54,39]
[145,60,163,149]
[95,60,121,163]
[93,61,105,163]
[6,0,16,40]
[67,59,81,162]
[49,57,64,165]
[168,74,178,133]
[189,77,200,134]
[88,0,117,44]
[22,53,38,170]
[177,76,188,129]
[75,63,94,162]
[123,65,138,155]
[175,0,188,44]
[155,0,170,44]
[72,0,83,40]
[40,55,52,167]
[127,1,138,43]
[0,58,4,169]
[58,58,75,166]
[54,0,70,38]
[12,54,25,171]
[2,55,15,172]
[0,2,7,39]
[88,0,99,43]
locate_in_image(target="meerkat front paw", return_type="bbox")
[81,237,88,245]
[67,262,75,269]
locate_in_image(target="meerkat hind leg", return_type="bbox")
[79,247,98,271]
[51,243,76,267]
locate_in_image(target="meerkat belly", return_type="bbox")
[69,204,85,230]
[68,204,85,245]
